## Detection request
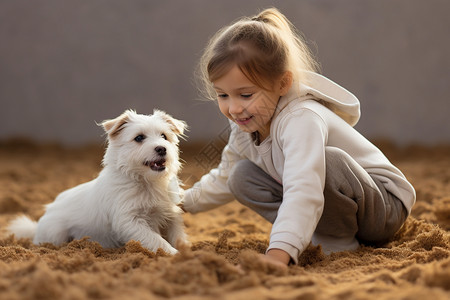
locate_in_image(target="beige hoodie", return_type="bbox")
[183,72,416,262]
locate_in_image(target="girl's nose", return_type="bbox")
[228,98,244,115]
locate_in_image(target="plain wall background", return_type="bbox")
[1,0,449,146]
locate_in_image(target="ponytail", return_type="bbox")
[252,8,319,83]
[252,8,294,36]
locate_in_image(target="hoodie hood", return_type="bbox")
[279,71,361,126]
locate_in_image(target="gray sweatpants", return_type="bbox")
[227,147,407,245]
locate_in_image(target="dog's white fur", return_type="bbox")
[8,109,188,254]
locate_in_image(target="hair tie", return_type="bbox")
[252,16,266,23]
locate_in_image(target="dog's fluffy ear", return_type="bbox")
[153,110,187,136]
[100,110,134,137]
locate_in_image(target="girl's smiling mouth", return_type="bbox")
[235,116,253,125]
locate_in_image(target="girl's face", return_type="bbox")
[213,65,291,141]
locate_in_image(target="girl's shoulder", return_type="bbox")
[270,99,330,144]
[273,98,328,128]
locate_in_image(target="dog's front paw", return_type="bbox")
[176,237,191,250]
[164,246,178,255]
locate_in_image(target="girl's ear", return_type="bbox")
[153,110,188,136]
[279,71,293,96]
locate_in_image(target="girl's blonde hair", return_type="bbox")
[197,7,319,100]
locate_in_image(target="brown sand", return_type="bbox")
[0,139,449,300]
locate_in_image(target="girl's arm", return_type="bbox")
[269,109,328,264]
[182,124,243,213]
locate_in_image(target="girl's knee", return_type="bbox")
[227,159,283,207]
[227,159,255,195]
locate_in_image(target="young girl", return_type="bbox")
[181,8,415,266]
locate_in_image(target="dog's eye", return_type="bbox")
[134,134,146,143]
[161,133,167,140]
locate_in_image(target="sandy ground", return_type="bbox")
[0,139,449,300]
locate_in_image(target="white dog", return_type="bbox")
[8,109,188,254]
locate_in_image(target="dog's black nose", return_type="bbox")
[155,146,166,156]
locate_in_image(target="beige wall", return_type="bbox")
[1,0,449,145]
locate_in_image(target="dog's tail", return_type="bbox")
[8,215,38,240]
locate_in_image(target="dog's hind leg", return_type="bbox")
[33,216,71,245]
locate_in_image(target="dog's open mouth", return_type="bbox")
[144,159,166,172]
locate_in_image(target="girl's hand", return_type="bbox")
[261,249,291,268]
[236,249,291,275]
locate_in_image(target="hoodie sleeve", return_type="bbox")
[267,108,328,264]
[182,124,242,214]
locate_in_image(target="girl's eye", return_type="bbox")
[134,134,145,143]
[161,133,167,140]
[241,93,253,98]
[217,94,228,99]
